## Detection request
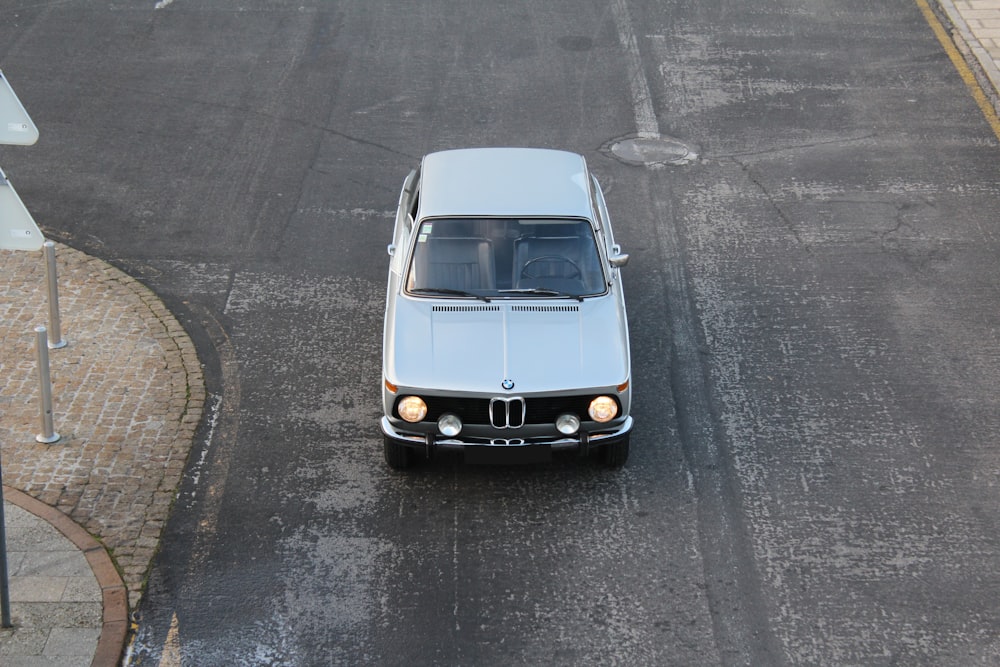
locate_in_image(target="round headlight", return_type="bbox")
[556,413,580,435]
[397,396,428,423]
[438,413,462,436]
[588,396,619,423]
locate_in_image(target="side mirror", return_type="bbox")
[609,245,629,268]
[387,244,396,257]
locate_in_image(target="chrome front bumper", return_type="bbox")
[380,415,632,452]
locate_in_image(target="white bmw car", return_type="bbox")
[381,148,632,468]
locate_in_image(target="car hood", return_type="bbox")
[384,296,630,394]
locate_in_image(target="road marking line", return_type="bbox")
[610,0,660,138]
[157,612,181,667]
[914,0,1000,140]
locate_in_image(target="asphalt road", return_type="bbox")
[3,0,1000,664]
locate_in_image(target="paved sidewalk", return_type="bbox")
[2,488,126,667]
[0,244,203,666]
[937,0,1000,112]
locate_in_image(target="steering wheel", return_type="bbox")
[520,255,582,280]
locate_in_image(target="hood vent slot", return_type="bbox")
[512,305,580,313]
[432,304,501,312]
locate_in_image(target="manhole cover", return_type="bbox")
[608,136,698,166]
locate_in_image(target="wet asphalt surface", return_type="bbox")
[3,0,1000,664]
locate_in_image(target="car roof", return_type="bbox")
[417,148,595,220]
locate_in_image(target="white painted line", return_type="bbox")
[610,0,660,138]
[156,612,181,667]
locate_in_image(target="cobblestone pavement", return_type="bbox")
[0,243,204,609]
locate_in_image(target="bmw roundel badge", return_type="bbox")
[501,378,515,390]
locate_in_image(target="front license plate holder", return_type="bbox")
[465,445,552,465]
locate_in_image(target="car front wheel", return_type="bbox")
[601,434,630,468]
[384,436,413,470]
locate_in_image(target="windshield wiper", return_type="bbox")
[410,287,492,302]
[498,288,584,302]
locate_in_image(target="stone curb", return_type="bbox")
[2,485,127,667]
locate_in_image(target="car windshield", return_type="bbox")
[405,218,607,299]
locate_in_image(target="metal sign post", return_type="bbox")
[0,69,39,628]
[0,475,11,627]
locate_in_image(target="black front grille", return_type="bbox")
[421,396,491,423]
[395,395,620,425]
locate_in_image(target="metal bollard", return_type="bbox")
[34,325,60,444]
[43,241,67,349]
[0,481,10,628]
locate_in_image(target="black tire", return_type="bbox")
[601,434,630,468]
[384,436,413,470]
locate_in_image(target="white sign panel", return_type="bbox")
[0,70,39,146]
[0,168,45,250]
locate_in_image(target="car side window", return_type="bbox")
[590,176,616,251]
[389,217,410,276]
[390,170,423,275]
